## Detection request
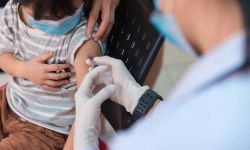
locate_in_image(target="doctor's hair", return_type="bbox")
[239,0,250,69]
[13,0,92,20]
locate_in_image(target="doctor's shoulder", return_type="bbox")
[212,71,250,99]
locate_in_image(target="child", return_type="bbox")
[0,0,105,149]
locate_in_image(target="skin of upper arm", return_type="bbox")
[74,39,102,89]
[0,52,25,78]
[63,39,102,150]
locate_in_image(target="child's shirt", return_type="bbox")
[0,0,105,134]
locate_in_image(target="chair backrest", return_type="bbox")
[0,0,8,7]
[102,0,164,131]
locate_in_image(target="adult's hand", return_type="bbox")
[23,52,71,92]
[87,0,120,41]
[74,65,115,150]
[87,56,150,114]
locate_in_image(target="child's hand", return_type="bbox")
[23,52,72,92]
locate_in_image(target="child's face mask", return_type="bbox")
[27,5,84,35]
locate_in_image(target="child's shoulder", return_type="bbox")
[0,0,17,27]
[71,19,88,35]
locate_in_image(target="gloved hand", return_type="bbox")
[74,65,116,150]
[87,56,149,114]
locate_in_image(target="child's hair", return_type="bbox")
[13,0,92,20]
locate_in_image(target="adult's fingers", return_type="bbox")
[103,20,114,40]
[87,66,113,85]
[93,56,122,66]
[45,64,71,72]
[92,84,116,106]
[78,65,110,94]
[103,5,116,39]
[46,72,72,81]
[102,71,113,85]
[87,0,101,39]
[86,58,99,72]
[43,80,69,87]
[90,68,113,86]
[31,52,53,63]
[40,85,60,92]
[94,1,112,41]
[113,0,120,8]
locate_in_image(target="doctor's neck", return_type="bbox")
[177,0,244,54]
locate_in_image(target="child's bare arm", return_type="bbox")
[0,52,71,91]
[63,39,102,150]
[0,53,26,78]
[74,40,102,89]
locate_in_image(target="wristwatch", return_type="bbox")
[131,89,162,121]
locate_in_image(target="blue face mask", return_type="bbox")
[150,0,197,58]
[27,6,84,35]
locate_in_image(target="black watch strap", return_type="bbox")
[132,89,162,121]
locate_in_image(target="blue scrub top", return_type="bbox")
[108,31,250,150]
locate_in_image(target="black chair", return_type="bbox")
[0,0,164,130]
[0,0,8,7]
[103,0,164,131]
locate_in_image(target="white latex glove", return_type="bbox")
[74,65,116,150]
[87,56,149,114]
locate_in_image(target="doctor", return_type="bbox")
[74,0,250,149]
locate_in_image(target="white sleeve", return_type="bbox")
[109,102,168,150]
[109,95,250,150]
